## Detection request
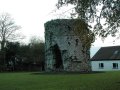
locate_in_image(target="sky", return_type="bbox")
[0,0,58,43]
[0,0,119,57]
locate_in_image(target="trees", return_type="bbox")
[14,36,45,71]
[1,40,45,71]
[57,0,120,38]
[5,42,20,71]
[0,13,21,69]
[0,13,21,51]
[29,36,45,70]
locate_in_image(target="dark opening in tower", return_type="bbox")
[53,44,63,69]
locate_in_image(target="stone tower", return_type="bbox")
[44,19,91,72]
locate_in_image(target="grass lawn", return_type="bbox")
[0,71,120,90]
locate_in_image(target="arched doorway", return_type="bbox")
[53,44,63,70]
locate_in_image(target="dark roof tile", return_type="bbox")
[91,46,120,61]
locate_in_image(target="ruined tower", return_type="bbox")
[44,19,91,72]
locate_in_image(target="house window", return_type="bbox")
[99,63,104,69]
[113,63,118,69]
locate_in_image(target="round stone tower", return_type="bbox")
[44,19,91,72]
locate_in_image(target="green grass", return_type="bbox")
[0,71,120,90]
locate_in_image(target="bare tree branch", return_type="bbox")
[0,13,22,50]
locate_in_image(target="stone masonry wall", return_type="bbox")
[44,19,91,72]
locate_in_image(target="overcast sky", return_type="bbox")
[0,0,119,56]
[0,0,59,43]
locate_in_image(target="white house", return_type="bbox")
[91,46,120,71]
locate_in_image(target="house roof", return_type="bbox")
[91,46,120,61]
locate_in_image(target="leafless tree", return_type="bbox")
[0,13,21,50]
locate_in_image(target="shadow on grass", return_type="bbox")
[31,71,105,75]
[116,82,120,84]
